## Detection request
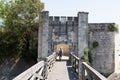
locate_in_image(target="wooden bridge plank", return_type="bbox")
[47,56,78,80]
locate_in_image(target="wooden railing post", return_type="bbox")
[70,52,81,80]
[82,63,85,80]
[43,58,48,79]
[71,55,73,67]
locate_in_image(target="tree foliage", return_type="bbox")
[92,41,99,48]
[0,0,44,61]
[109,23,119,33]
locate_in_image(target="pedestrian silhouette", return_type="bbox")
[58,48,62,60]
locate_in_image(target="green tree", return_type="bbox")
[0,0,44,61]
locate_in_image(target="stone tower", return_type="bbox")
[38,11,50,61]
[77,12,88,60]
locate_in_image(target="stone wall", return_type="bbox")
[88,23,119,76]
[38,11,120,77]
[49,16,78,54]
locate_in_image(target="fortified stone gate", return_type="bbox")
[38,11,120,76]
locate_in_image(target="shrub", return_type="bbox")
[93,41,99,48]
[81,55,86,61]
[88,50,92,64]
[84,48,89,55]
[109,23,119,32]
[82,48,92,64]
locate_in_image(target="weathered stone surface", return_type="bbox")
[38,11,120,77]
[38,11,49,61]
[78,12,88,58]
[89,23,120,76]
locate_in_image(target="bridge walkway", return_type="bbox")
[47,56,79,80]
[13,52,107,80]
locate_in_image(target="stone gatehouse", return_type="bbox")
[38,11,120,76]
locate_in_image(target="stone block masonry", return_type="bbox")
[38,11,50,61]
[38,11,120,77]
[88,23,119,76]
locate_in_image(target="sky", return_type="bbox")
[42,0,120,26]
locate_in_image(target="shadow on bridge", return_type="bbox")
[66,60,79,80]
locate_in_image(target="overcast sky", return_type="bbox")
[42,0,120,26]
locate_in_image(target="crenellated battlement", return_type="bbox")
[49,16,78,25]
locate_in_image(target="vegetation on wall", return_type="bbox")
[0,0,44,62]
[92,41,99,48]
[88,50,92,64]
[81,55,86,61]
[81,48,92,65]
[84,48,89,54]
[109,23,119,32]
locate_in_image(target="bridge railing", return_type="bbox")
[69,52,80,79]
[82,62,107,80]
[13,52,56,80]
[70,52,107,80]
[44,52,56,78]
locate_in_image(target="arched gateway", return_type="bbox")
[38,11,88,61]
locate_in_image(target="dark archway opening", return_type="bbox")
[56,43,69,56]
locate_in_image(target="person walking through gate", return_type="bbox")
[58,48,62,61]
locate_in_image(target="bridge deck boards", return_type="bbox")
[47,56,78,80]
